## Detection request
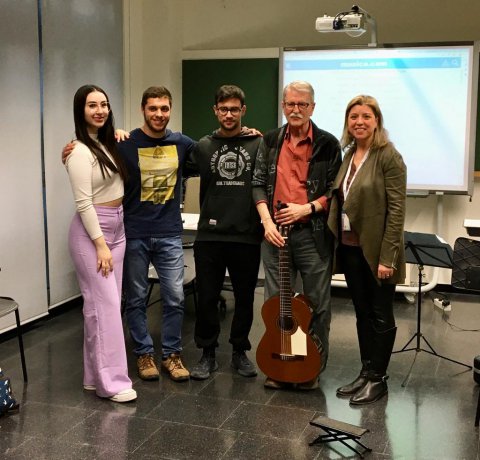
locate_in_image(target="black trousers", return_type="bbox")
[338,244,396,332]
[338,245,397,375]
[193,241,261,351]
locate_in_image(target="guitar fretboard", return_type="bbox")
[279,235,292,321]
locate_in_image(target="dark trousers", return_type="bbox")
[338,244,396,375]
[193,241,261,351]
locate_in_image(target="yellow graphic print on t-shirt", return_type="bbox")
[138,145,178,204]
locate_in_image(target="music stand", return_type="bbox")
[393,231,472,386]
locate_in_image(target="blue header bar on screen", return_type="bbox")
[284,57,463,70]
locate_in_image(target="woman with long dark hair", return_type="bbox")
[328,95,406,405]
[66,84,136,403]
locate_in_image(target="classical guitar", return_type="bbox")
[256,207,321,383]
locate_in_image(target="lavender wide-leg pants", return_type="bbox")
[68,205,132,398]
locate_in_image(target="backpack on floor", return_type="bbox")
[0,367,19,416]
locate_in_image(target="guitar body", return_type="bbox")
[256,294,321,383]
[257,204,321,384]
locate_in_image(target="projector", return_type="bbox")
[315,5,377,45]
[315,13,366,33]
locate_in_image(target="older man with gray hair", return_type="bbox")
[252,81,341,390]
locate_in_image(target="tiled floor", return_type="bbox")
[1,285,479,459]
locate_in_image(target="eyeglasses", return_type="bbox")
[86,102,110,111]
[216,106,242,115]
[283,101,310,110]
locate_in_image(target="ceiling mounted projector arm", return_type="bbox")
[315,4,377,47]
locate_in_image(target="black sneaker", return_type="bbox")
[190,350,218,380]
[231,351,257,377]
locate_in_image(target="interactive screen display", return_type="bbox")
[282,44,478,193]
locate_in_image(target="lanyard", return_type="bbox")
[342,149,370,200]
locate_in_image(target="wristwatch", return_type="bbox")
[310,202,316,214]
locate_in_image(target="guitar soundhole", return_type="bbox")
[277,315,297,334]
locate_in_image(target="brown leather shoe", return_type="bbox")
[137,353,160,381]
[296,377,319,391]
[264,377,286,389]
[161,353,190,381]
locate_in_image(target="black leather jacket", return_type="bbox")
[252,122,341,257]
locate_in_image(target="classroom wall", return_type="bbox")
[43,0,124,306]
[0,0,47,332]
[0,0,124,334]
[124,0,480,284]
[2,1,477,335]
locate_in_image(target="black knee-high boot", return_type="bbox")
[336,320,372,396]
[350,326,396,405]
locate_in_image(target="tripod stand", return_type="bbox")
[393,231,472,386]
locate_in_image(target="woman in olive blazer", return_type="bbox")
[327,95,407,405]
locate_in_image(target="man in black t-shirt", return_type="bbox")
[189,85,263,380]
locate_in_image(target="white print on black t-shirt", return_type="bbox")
[210,145,252,182]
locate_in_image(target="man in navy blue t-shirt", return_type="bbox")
[63,86,195,383]
[120,86,195,382]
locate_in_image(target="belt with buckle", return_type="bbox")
[291,222,311,231]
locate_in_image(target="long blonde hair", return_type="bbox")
[340,95,391,152]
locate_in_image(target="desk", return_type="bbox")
[181,212,265,287]
[182,213,199,232]
[181,213,199,246]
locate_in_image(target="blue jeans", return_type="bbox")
[262,226,332,371]
[123,237,185,358]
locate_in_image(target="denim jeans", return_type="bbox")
[261,226,332,370]
[123,236,185,358]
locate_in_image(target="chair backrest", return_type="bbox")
[183,176,201,214]
[452,237,480,290]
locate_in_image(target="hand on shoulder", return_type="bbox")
[61,141,77,165]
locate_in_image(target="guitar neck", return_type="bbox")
[279,234,292,318]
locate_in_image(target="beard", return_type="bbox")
[144,115,168,134]
[220,119,240,132]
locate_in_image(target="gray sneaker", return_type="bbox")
[231,351,257,377]
[190,350,218,380]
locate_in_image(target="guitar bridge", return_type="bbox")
[271,353,306,362]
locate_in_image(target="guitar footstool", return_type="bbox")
[309,416,371,458]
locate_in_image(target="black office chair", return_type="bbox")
[450,237,480,426]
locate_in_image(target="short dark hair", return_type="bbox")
[141,86,172,108]
[214,85,245,106]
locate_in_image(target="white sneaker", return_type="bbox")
[83,385,96,391]
[109,388,137,403]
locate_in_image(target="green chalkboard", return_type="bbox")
[182,58,279,141]
[476,65,480,171]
